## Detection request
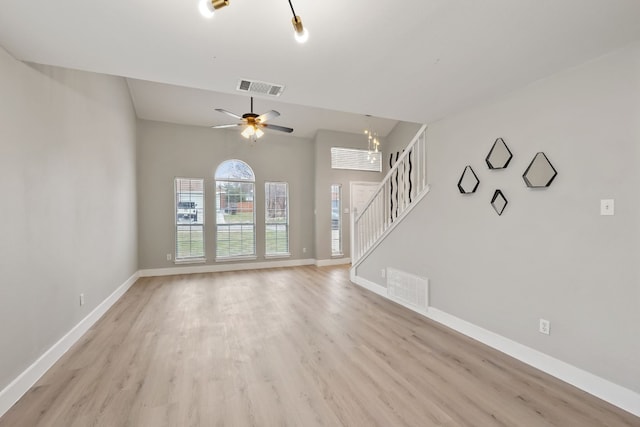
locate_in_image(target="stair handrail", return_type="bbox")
[352,124,429,265]
[354,124,427,224]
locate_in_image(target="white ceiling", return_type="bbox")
[2,0,640,138]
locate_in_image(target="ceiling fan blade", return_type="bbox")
[256,110,280,123]
[215,108,242,120]
[263,123,294,133]
[211,123,242,129]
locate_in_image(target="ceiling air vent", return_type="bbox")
[237,79,285,97]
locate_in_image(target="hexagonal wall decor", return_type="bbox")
[491,189,508,215]
[457,165,480,194]
[486,138,513,169]
[523,152,557,188]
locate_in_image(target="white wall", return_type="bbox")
[357,43,640,393]
[0,47,138,391]
[136,119,315,269]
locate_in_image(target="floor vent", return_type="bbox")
[387,268,428,310]
[237,79,285,97]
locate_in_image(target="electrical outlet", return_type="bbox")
[381,269,386,278]
[303,247,307,253]
[600,199,614,215]
[167,253,172,261]
[79,293,85,306]
[539,318,550,335]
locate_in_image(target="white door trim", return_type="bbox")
[349,181,380,262]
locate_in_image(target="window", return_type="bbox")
[175,178,205,261]
[331,184,342,256]
[265,182,289,257]
[331,147,382,172]
[215,160,255,259]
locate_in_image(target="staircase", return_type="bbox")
[352,124,429,268]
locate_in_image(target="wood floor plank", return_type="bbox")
[1,266,638,426]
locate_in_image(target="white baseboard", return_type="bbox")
[425,307,640,417]
[316,258,351,267]
[0,271,140,418]
[350,272,386,297]
[139,258,316,277]
[350,273,640,417]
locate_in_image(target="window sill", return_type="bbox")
[331,253,344,258]
[215,255,258,263]
[174,258,207,265]
[265,253,291,260]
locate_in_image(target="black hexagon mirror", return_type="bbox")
[491,189,508,215]
[486,138,513,169]
[457,165,479,194]
[523,152,557,188]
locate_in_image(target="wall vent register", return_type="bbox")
[387,268,428,311]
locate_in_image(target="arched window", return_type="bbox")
[215,160,256,259]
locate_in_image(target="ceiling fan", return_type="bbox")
[211,97,294,140]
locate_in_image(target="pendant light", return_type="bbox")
[199,0,308,43]
[288,0,309,43]
[198,0,229,19]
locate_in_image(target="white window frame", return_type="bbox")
[331,184,343,256]
[331,147,382,172]
[174,177,206,263]
[265,181,290,258]
[215,160,256,261]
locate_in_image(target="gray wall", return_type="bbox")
[313,130,384,261]
[136,120,315,269]
[357,43,640,392]
[0,48,138,390]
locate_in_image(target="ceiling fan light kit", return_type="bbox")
[241,126,264,139]
[198,0,309,43]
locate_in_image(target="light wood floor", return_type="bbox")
[1,266,638,426]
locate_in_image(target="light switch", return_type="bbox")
[600,199,614,216]
[343,208,350,214]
